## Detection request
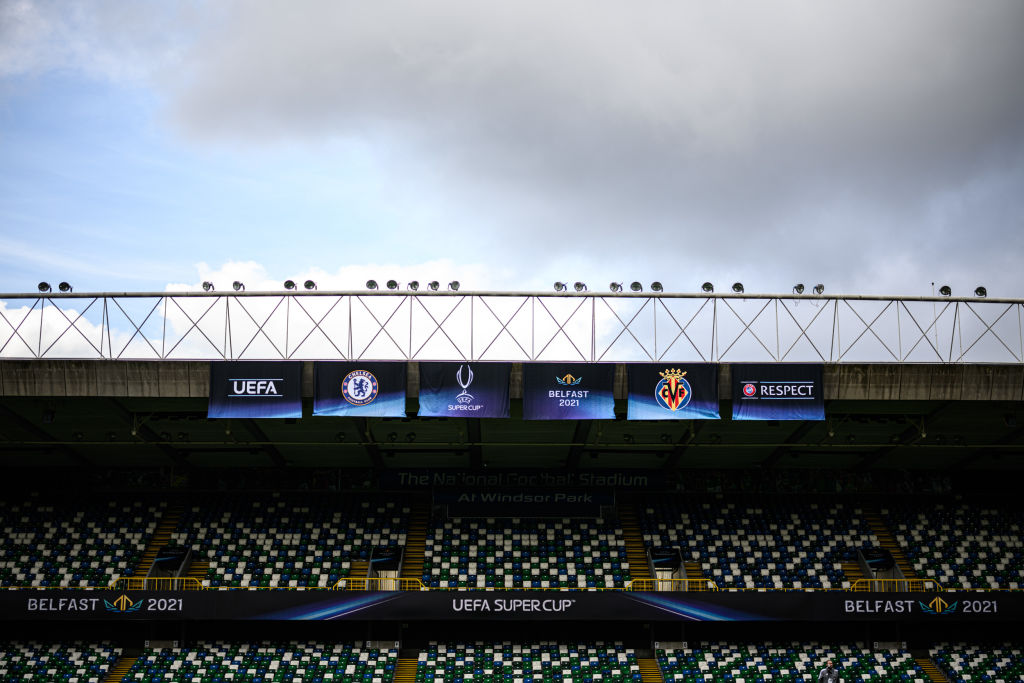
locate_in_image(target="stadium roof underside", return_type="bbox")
[0,360,1021,472]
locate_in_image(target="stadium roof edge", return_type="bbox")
[2,290,1020,303]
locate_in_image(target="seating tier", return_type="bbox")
[0,496,161,587]
[658,643,924,682]
[126,641,397,683]
[931,643,1024,682]
[417,642,640,682]
[885,503,1024,590]
[0,642,121,682]
[423,517,628,589]
[641,497,875,589]
[172,494,410,589]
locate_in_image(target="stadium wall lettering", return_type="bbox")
[381,470,655,489]
[5,591,1020,622]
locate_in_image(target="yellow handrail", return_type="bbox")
[625,578,720,592]
[850,578,944,593]
[108,577,206,591]
[332,577,428,591]
[9,576,984,593]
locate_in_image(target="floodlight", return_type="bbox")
[793,283,805,295]
[232,281,245,291]
[939,285,952,296]
[303,280,317,290]
[573,282,587,292]
[813,284,824,295]
[609,282,623,293]
[732,282,744,294]
[284,280,297,290]
[650,281,663,292]
[386,280,399,290]
[202,281,215,292]
[408,281,419,291]
[366,280,378,290]
[448,281,460,291]
[701,282,714,293]
[554,282,567,292]
[37,282,51,293]
[630,282,643,292]
[974,286,987,298]
[58,282,72,292]
[428,281,440,291]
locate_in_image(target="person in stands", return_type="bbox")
[818,659,840,683]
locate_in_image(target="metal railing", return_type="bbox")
[849,578,944,593]
[625,578,719,592]
[108,577,206,591]
[2,291,1021,363]
[333,577,427,591]
[15,577,1013,593]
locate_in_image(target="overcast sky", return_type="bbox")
[1,0,1022,298]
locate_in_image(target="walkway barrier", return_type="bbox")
[849,578,944,593]
[625,578,720,592]
[108,577,206,591]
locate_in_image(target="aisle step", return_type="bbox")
[865,512,918,579]
[638,657,664,683]
[131,505,183,578]
[102,655,137,683]
[392,656,419,683]
[400,505,431,583]
[618,503,652,581]
[915,657,949,682]
[684,562,705,582]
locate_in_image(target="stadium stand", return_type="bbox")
[931,643,1024,682]
[0,496,161,587]
[657,643,925,682]
[0,642,121,682]
[884,502,1024,590]
[124,642,397,683]
[171,494,411,588]
[422,516,629,589]
[639,496,876,589]
[415,642,641,682]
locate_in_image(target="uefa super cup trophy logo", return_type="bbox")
[456,365,474,404]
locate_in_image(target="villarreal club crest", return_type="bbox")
[655,368,692,411]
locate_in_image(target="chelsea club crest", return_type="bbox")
[341,370,379,406]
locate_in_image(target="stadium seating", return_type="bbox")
[422,517,629,589]
[0,642,121,682]
[930,643,1024,681]
[416,642,641,682]
[125,642,397,683]
[884,502,1024,589]
[0,496,160,587]
[171,494,410,588]
[657,643,924,682]
[640,497,876,589]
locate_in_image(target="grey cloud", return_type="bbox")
[10,0,1024,295]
